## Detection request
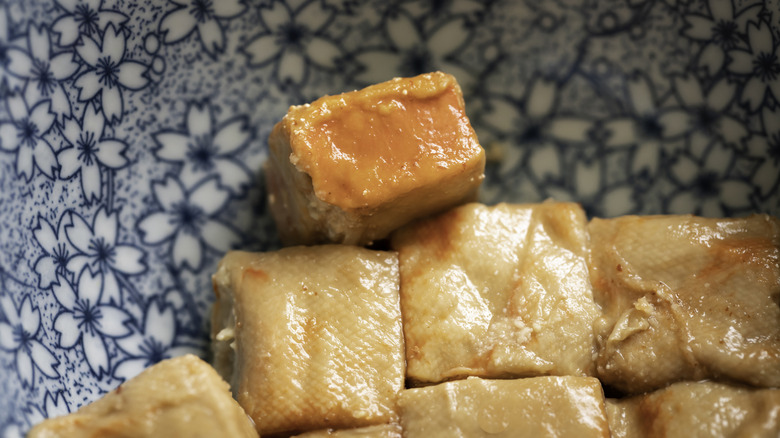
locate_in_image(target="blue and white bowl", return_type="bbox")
[1,0,778,434]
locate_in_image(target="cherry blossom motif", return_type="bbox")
[58,104,129,202]
[73,24,149,124]
[666,141,754,216]
[113,299,198,382]
[137,176,242,271]
[602,72,689,179]
[33,212,76,289]
[0,294,59,389]
[52,271,133,379]
[5,25,80,123]
[672,74,749,152]
[65,207,147,305]
[242,0,344,88]
[153,102,252,194]
[52,0,128,46]
[0,94,58,181]
[158,0,246,57]
[727,21,780,113]
[352,10,474,88]
[480,78,593,190]
[682,0,762,75]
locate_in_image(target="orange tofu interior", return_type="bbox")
[284,72,484,210]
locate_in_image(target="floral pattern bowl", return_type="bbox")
[1,0,778,434]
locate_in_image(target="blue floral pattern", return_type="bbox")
[159,0,246,58]
[51,0,128,47]
[0,94,58,181]
[73,24,148,124]
[137,176,241,272]
[153,102,252,194]
[58,104,129,202]
[6,24,80,123]
[0,293,59,389]
[52,271,132,379]
[0,0,778,434]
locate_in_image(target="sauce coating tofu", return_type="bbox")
[391,202,602,383]
[589,214,780,394]
[399,376,610,438]
[606,381,780,437]
[211,246,404,436]
[265,71,485,246]
[27,355,258,438]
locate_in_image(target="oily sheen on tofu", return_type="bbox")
[265,71,485,246]
[589,214,780,394]
[211,246,404,436]
[399,376,610,438]
[391,202,602,383]
[27,355,258,438]
[606,381,780,437]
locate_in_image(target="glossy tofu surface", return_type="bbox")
[211,246,404,436]
[589,214,780,393]
[266,71,485,245]
[607,381,780,438]
[399,376,610,438]
[391,202,602,383]
[27,355,258,438]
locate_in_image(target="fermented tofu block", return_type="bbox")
[589,214,780,394]
[265,71,485,246]
[606,381,780,438]
[391,202,602,383]
[27,355,257,438]
[399,376,610,438]
[292,424,403,438]
[211,246,404,436]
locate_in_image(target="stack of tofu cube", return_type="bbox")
[214,72,780,437]
[29,72,780,438]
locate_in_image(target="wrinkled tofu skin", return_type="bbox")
[391,202,602,383]
[399,376,610,438]
[27,355,258,438]
[589,214,780,394]
[211,246,404,436]
[265,71,485,246]
[606,381,780,438]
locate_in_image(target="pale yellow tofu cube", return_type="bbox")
[27,355,258,438]
[391,202,602,383]
[606,381,780,437]
[399,376,610,437]
[211,246,404,436]
[589,214,780,394]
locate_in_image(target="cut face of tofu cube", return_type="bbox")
[27,355,258,438]
[211,246,404,436]
[265,71,485,246]
[391,202,602,383]
[589,214,780,394]
[399,376,610,438]
[606,381,780,438]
